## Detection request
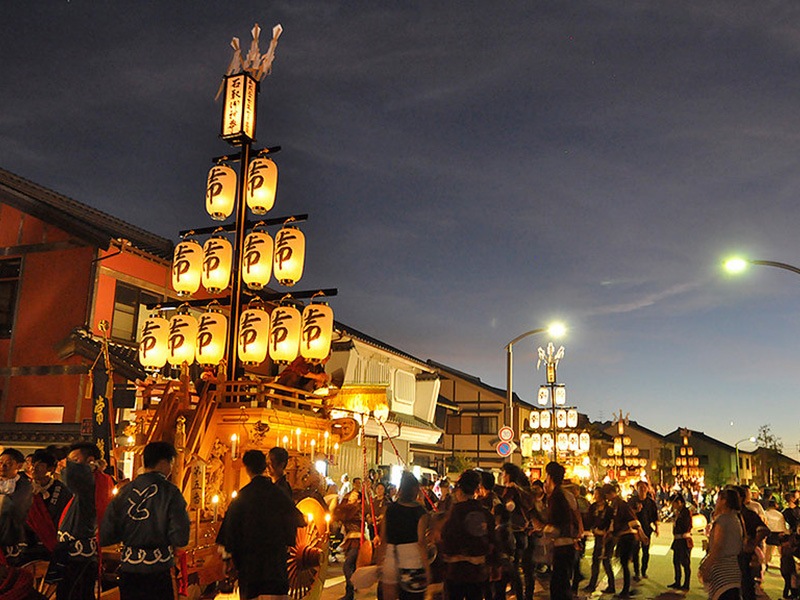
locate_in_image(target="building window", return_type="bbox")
[472,416,497,435]
[111,281,160,343]
[446,415,462,434]
[0,258,21,338]
[393,370,416,406]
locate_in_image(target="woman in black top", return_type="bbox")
[381,472,430,600]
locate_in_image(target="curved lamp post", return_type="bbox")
[724,258,800,277]
[734,436,757,484]
[504,323,566,430]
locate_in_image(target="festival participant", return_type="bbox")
[0,448,33,564]
[736,486,769,600]
[267,447,293,499]
[764,499,787,569]
[698,488,742,600]
[607,484,638,598]
[632,481,658,579]
[56,442,105,600]
[100,442,190,600]
[217,450,305,600]
[334,490,363,600]
[498,463,531,600]
[441,470,494,600]
[369,481,389,541]
[543,462,578,600]
[381,472,430,600]
[491,504,515,600]
[583,485,613,594]
[26,449,72,560]
[668,493,692,590]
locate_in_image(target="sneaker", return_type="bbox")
[667,583,682,589]
[601,587,616,594]
[680,584,690,591]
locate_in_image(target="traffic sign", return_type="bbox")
[498,426,514,442]
[496,441,513,457]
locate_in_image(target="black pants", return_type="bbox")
[510,532,526,600]
[56,560,97,600]
[739,551,757,600]
[342,546,359,597]
[672,539,691,587]
[446,579,485,600]
[587,535,614,591]
[639,535,651,576]
[551,545,575,600]
[119,570,174,600]
[616,534,636,594]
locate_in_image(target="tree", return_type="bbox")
[446,453,475,474]
[756,424,785,486]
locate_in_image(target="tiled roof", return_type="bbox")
[334,321,432,369]
[426,360,533,407]
[56,327,146,382]
[0,167,173,260]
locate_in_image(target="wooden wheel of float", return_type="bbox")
[288,497,329,600]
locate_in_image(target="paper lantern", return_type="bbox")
[623,436,632,446]
[557,433,569,452]
[520,434,532,458]
[632,447,639,456]
[614,438,622,455]
[167,313,198,367]
[205,164,237,221]
[202,236,233,293]
[172,240,203,296]
[221,73,257,143]
[196,310,227,366]
[567,409,578,428]
[556,410,567,428]
[300,303,334,363]
[245,157,277,215]
[274,226,305,286]
[639,458,648,468]
[541,433,553,452]
[568,433,579,452]
[607,448,614,457]
[268,304,301,363]
[554,386,566,405]
[529,412,539,429]
[579,432,590,452]
[241,230,273,290]
[531,433,542,452]
[537,386,549,406]
[687,447,693,456]
[540,410,551,429]
[238,307,270,365]
[601,458,608,467]
[139,314,169,369]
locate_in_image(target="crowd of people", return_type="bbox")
[327,464,800,600]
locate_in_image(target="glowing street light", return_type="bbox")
[723,257,800,277]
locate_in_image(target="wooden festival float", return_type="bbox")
[99,23,364,600]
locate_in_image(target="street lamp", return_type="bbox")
[724,257,800,277]
[504,323,566,430]
[735,436,757,484]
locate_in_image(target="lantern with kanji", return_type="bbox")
[268,304,301,363]
[567,409,578,428]
[241,229,273,290]
[300,302,333,363]
[540,410,551,429]
[556,409,567,428]
[537,386,549,406]
[202,234,233,293]
[554,386,566,405]
[167,312,198,367]
[579,432,590,453]
[139,313,169,369]
[245,157,278,215]
[172,239,203,296]
[238,306,270,365]
[196,308,227,366]
[529,412,539,429]
[273,225,305,286]
[557,432,569,452]
[205,164,237,221]
[531,433,542,452]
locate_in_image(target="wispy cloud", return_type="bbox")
[581,281,702,317]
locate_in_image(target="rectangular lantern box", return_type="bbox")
[221,73,258,144]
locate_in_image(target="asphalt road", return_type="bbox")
[321,525,785,600]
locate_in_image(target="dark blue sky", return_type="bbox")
[3,2,800,456]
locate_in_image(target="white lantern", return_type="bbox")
[530,433,542,452]
[205,164,237,221]
[237,307,269,365]
[268,304,301,363]
[541,433,553,452]
[579,432,590,452]
[556,409,567,428]
[568,433,579,452]
[245,157,278,215]
[557,433,569,452]
[167,313,198,367]
[537,386,549,406]
[273,226,305,286]
[202,236,233,293]
[567,409,578,428]
[529,412,539,429]
[241,230,273,290]
[520,434,532,458]
[555,386,566,405]
[300,303,334,363]
[196,310,227,366]
[172,240,203,296]
[614,437,622,455]
[139,314,169,369]
[540,410,551,429]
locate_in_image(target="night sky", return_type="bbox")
[3,2,800,456]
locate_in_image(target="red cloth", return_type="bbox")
[0,567,34,600]
[93,470,114,525]
[176,550,188,596]
[25,495,57,552]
